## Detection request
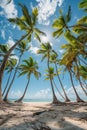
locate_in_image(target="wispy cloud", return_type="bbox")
[36,0,64,25]
[59,49,64,53]
[30,45,39,54]
[0,0,17,18]
[66,85,87,101]
[7,36,15,48]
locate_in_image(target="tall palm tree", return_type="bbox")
[2,58,17,97]
[15,57,41,102]
[50,51,70,102]
[45,67,61,103]
[60,48,84,102]
[37,43,59,104]
[3,41,30,102]
[0,4,45,102]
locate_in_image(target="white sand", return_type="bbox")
[0,102,87,130]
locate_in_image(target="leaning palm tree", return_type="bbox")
[45,67,61,103]
[37,43,59,104]
[0,4,45,102]
[50,51,70,102]
[60,49,84,102]
[2,58,17,97]
[15,57,41,102]
[3,41,30,102]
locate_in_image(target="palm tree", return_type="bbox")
[3,41,30,102]
[15,57,41,102]
[45,67,61,103]
[2,58,17,97]
[0,4,45,102]
[37,43,59,104]
[60,48,84,102]
[52,6,71,38]
[50,51,70,102]
[75,61,87,96]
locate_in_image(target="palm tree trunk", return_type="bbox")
[52,78,65,100]
[3,54,23,102]
[69,70,84,102]
[78,56,87,66]
[2,70,12,97]
[75,61,87,96]
[47,54,60,104]
[51,79,61,103]
[55,63,70,102]
[0,33,28,103]
[15,77,30,102]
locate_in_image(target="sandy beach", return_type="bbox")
[0,102,87,130]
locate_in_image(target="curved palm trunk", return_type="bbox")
[83,81,87,90]
[78,56,87,66]
[2,70,12,97]
[52,78,65,100]
[69,70,84,102]
[75,62,87,96]
[15,77,30,102]
[55,63,70,102]
[3,54,23,102]
[47,54,60,104]
[51,79,61,103]
[0,33,28,102]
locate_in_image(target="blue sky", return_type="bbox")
[0,0,87,101]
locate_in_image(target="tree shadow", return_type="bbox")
[0,102,87,130]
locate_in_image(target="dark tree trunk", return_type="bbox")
[69,70,84,102]
[52,78,65,100]
[55,63,70,102]
[0,33,28,103]
[2,70,12,97]
[15,77,30,102]
[75,61,87,96]
[47,54,60,104]
[3,54,23,102]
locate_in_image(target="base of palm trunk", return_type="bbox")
[77,97,85,102]
[65,98,71,102]
[3,97,8,102]
[15,97,23,103]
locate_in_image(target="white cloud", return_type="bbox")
[59,49,64,53]
[0,0,17,18]
[9,90,22,99]
[30,45,39,54]
[66,85,87,101]
[28,88,52,99]
[7,36,15,48]
[36,0,64,25]
[1,30,5,39]
[8,85,87,101]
